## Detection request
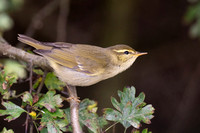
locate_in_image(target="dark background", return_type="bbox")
[1,0,200,133]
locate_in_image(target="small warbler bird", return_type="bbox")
[18,34,147,86]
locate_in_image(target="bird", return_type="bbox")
[18,34,147,86]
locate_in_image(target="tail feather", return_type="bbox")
[18,34,51,50]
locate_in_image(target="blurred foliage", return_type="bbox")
[184,0,200,39]
[0,0,24,34]
[0,127,14,133]
[0,70,17,99]
[3,59,27,79]
[132,128,152,133]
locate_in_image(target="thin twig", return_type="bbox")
[29,60,33,93]
[25,113,29,133]
[66,85,82,133]
[36,70,47,94]
[104,122,119,132]
[56,0,70,41]
[33,121,39,133]
[25,0,59,37]
[25,61,33,133]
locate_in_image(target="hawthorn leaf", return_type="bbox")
[44,72,65,91]
[35,90,63,112]
[22,91,33,105]
[104,86,155,129]
[0,101,26,122]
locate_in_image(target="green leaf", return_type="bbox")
[104,86,155,129]
[40,109,68,133]
[0,101,26,122]
[0,70,17,95]
[111,97,121,111]
[132,128,152,133]
[44,72,65,91]
[33,68,44,75]
[43,108,64,118]
[35,90,63,112]
[22,91,33,105]
[33,77,42,89]
[104,108,122,121]
[0,127,14,133]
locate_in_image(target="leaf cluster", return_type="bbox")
[0,68,155,133]
[104,87,154,130]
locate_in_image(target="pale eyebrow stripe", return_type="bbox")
[113,49,132,53]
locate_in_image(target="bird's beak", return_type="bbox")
[135,51,148,56]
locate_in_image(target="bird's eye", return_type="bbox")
[124,51,129,55]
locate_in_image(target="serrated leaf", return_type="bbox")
[44,72,65,91]
[22,91,33,105]
[104,86,155,129]
[40,109,68,133]
[1,127,14,133]
[35,91,63,112]
[0,101,26,122]
[104,108,122,121]
[111,97,121,111]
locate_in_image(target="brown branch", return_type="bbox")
[0,36,51,70]
[66,85,82,133]
[56,0,70,41]
[0,36,82,132]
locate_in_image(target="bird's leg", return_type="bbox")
[66,85,80,102]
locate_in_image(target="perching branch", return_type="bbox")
[0,36,50,70]
[66,85,82,133]
[0,36,82,133]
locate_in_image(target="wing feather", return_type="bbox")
[35,45,109,76]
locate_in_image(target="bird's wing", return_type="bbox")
[34,45,108,76]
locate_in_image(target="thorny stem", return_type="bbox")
[66,85,82,133]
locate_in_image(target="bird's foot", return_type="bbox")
[67,96,80,103]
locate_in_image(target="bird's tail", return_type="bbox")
[18,34,51,50]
